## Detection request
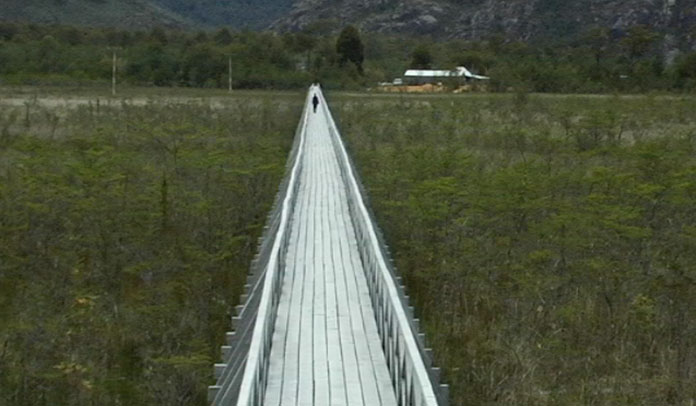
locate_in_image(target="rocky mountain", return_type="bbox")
[2,0,695,52]
[150,0,292,29]
[0,0,194,29]
[0,0,291,30]
[272,0,696,49]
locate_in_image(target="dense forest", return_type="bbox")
[1,22,696,92]
[332,93,696,405]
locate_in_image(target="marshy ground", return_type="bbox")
[1,86,695,406]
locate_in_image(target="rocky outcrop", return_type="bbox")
[3,0,694,53]
[272,0,696,50]
[0,0,194,29]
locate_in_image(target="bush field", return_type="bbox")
[1,90,695,405]
[331,92,696,405]
[0,91,302,405]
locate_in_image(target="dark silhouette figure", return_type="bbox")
[312,94,319,113]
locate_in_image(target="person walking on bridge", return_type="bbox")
[312,94,319,113]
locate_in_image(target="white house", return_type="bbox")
[402,66,489,84]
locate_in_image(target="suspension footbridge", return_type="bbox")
[208,85,448,406]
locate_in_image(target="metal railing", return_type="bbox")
[210,85,448,406]
[208,85,313,406]
[318,87,449,406]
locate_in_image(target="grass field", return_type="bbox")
[1,87,695,406]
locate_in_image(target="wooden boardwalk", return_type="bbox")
[262,97,397,406]
[209,86,444,406]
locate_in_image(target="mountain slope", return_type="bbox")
[1,0,695,53]
[0,0,194,29]
[0,0,292,30]
[151,0,293,29]
[272,0,696,47]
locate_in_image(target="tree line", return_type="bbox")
[1,22,695,92]
[0,23,363,89]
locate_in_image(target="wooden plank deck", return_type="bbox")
[263,99,397,406]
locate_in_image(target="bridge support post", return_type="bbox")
[207,385,221,403]
[439,384,450,406]
[214,363,227,379]
[220,346,231,361]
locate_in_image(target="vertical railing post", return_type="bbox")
[210,86,313,406]
[319,87,447,406]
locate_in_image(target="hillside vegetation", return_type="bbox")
[275,0,696,51]
[0,0,290,30]
[2,0,695,54]
[2,23,696,93]
[151,0,292,29]
[0,0,192,29]
[333,93,696,405]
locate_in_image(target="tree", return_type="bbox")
[410,44,433,69]
[37,35,62,73]
[289,32,316,54]
[583,27,610,66]
[675,51,696,80]
[149,27,168,45]
[336,25,364,74]
[193,31,208,43]
[451,50,493,73]
[621,25,657,61]
[673,51,696,89]
[287,32,316,71]
[182,44,225,87]
[0,22,18,40]
[213,28,232,45]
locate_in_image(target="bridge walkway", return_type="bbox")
[209,85,445,406]
[263,93,397,406]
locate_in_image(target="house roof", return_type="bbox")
[404,66,489,80]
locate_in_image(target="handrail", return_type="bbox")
[232,86,312,406]
[209,85,313,406]
[211,85,447,406]
[318,87,445,406]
